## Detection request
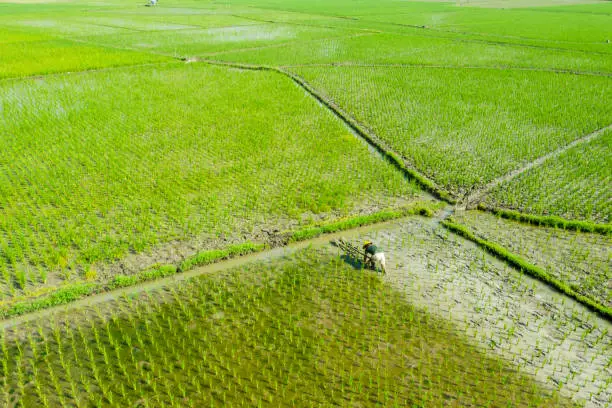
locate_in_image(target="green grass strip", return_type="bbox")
[0,245,264,320]
[0,283,99,319]
[108,264,178,289]
[178,242,266,272]
[288,202,443,242]
[442,220,612,322]
[1,205,437,320]
[479,204,611,235]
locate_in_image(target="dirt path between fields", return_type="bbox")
[0,216,413,330]
[459,123,612,210]
[3,214,610,407]
[278,62,612,77]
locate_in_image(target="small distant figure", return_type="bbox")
[150,0,157,6]
[363,241,386,274]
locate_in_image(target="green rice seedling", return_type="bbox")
[454,210,611,308]
[485,130,612,223]
[0,62,417,302]
[216,31,612,74]
[82,24,358,59]
[14,268,26,291]
[290,65,612,198]
[0,1,610,406]
[37,266,48,285]
[0,40,171,80]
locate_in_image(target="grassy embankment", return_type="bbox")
[484,130,612,224]
[0,62,420,302]
[454,210,611,309]
[0,202,441,319]
[442,220,612,320]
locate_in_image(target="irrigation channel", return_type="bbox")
[3,213,610,407]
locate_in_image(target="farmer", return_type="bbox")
[363,241,386,273]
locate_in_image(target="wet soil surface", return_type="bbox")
[93,195,421,280]
[454,210,612,308]
[2,214,610,407]
[3,195,421,302]
[354,217,611,407]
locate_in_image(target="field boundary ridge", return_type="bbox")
[356,18,612,57]
[442,219,612,321]
[202,59,456,204]
[0,61,178,83]
[477,205,612,235]
[275,62,612,78]
[460,123,612,210]
[0,202,440,322]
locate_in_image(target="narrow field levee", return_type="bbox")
[3,215,610,407]
[362,218,612,407]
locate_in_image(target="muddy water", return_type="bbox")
[360,217,611,408]
[2,214,610,406]
[0,216,407,330]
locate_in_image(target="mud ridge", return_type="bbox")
[278,62,612,78]
[202,59,455,204]
[442,219,612,322]
[460,123,612,210]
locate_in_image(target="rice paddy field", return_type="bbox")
[1,0,611,406]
